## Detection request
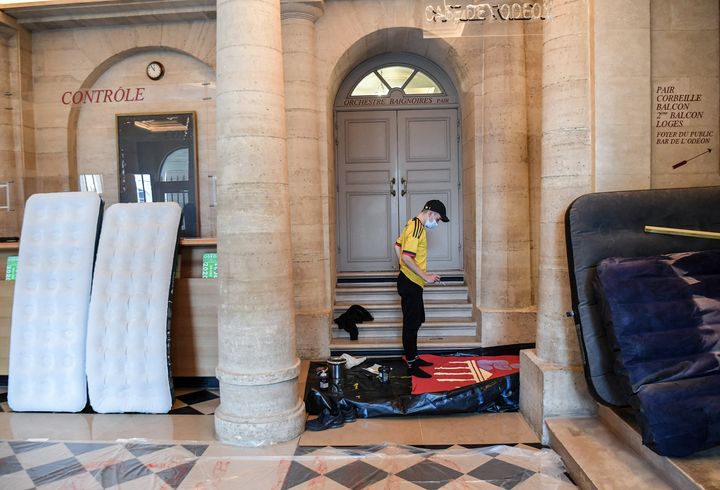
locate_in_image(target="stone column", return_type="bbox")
[479,23,535,346]
[281,1,329,359]
[0,33,14,236]
[214,0,305,446]
[520,0,597,442]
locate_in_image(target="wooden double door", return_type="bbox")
[337,109,461,272]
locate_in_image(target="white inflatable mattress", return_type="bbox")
[8,192,102,412]
[86,202,181,413]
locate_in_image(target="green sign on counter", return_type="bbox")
[202,253,217,279]
[5,255,18,281]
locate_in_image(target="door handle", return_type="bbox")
[401,177,407,196]
[390,177,396,197]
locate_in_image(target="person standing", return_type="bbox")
[394,200,449,378]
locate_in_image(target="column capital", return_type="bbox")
[280,0,324,22]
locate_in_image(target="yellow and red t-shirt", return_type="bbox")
[395,217,427,288]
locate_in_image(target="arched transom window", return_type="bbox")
[350,64,445,97]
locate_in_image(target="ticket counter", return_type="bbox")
[0,239,219,377]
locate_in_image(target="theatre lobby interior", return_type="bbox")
[0,0,718,488]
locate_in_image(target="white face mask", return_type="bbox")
[424,218,438,229]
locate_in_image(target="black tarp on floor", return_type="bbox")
[304,357,519,418]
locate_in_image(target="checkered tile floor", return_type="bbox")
[168,389,219,415]
[0,440,209,489]
[0,441,576,489]
[285,444,575,489]
[0,388,219,415]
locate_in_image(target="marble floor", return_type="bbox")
[0,362,577,489]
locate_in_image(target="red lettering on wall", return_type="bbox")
[60,87,148,105]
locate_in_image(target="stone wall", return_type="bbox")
[26,22,215,230]
[0,22,31,238]
[594,0,653,191]
[0,31,18,236]
[594,0,719,192]
[74,50,217,236]
[651,0,719,188]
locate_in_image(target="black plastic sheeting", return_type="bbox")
[305,358,519,418]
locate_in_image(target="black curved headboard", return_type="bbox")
[565,186,720,407]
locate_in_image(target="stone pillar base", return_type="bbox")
[478,308,536,346]
[214,373,306,447]
[520,349,596,444]
[215,402,305,447]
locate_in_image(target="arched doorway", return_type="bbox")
[335,53,462,272]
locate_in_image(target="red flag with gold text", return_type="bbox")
[411,355,520,395]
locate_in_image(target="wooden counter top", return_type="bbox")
[0,239,216,250]
[179,238,217,247]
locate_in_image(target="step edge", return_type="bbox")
[334,301,473,308]
[331,319,477,326]
[546,417,673,490]
[330,339,482,347]
[597,406,703,490]
[330,335,481,342]
[337,270,464,276]
[331,319,477,330]
[335,285,468,291]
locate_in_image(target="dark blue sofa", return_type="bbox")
[565,187,720,457]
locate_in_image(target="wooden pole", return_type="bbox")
[644,225,720,240]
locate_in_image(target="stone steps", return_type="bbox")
[336,270,465,287]
[331,271,477,355]
[335,284,469,302]
[333,300,473,320]
[331,318,477,339]
[548,408,720,490]
[597,405,719,489]
[546,416,673,490]
[330,336,483,356]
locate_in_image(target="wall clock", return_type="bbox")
[146,61,165,81]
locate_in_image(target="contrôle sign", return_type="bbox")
[61,86,146,105]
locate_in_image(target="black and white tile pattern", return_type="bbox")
[0,441,575,489]
[0,440,209,489]
[283,443,574,489]
[168,389,220,415]
[0,388,219,415]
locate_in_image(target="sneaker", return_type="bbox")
[305,408,345,431]
[413,356,433,367]
[337,398,357,423]
[408,362,432,378]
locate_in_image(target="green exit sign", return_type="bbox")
[5,256,18,281]
[202,253,217,279]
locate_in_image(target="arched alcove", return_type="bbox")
[69,47,217,236]
[322,28,474,275]
[333,52,463,273]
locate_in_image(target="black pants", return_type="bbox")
[397,272,425,360]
